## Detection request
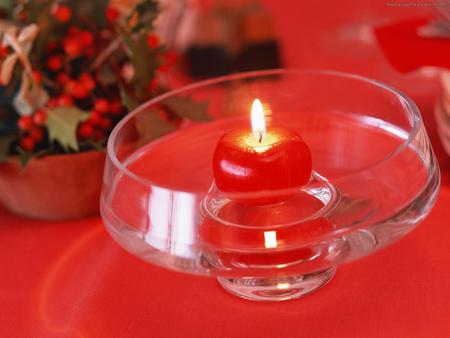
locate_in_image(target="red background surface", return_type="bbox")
[1,1,450,337]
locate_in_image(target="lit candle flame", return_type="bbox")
[251,98,266,143]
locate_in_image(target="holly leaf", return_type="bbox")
[17,147,32,169]
[82,140,106,152]
[120,86,139,112]
[0,133,15,162]
[45,106,89,151]
[135,108,175,146]
[129,32,157,96]
[98,64,118,86]
[162,96,210,122]
[118,23,159,98]
[16,147,48,170]
[127,0,159,33]
[22,1,53,61]
[67,0,109,27]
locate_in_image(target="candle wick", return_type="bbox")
[258,132,262,143]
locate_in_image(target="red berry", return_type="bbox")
[79,73,95,91]
[29,127,45,142]
[84,46,95,58]
[147,78,158,93]
[18,10,27,22]
[99,117,112,130]
[65,80,76,93]
[18,116,34,131]
[66,81,88,99]
[0,46,9,58]
[48,97,59,108]
[58,94,73,106]
[63,37,81,57]
[33,110,47,125]
[47,41,58,53]
[77,122,94,139]
[147,34,160,49]
[52,5,72,23]
[94,98,109,114]
[56,72,70,85]
[110,100,123,115]
[157,110,169,122]
[158,51,177,72]
[93,129,105,141]
[105,6,120,23]
[87,112,102,126]
[32,70,42,84]
[73,83,88,99]
[80,31,94,47]
[19,136,35,151]
[47,56,63,71]
[68,26,80,36]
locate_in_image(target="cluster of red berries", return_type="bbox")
[77,98,123,141]
[46,28,95,70]
[51,3,121,26]
[58,72,95,100]
[17,110,47,151]
[12,3,176,153]
[105,6,120,24]
[17,96,123,151]
[51,4,72,23]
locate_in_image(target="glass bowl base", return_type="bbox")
[217,267,336,302]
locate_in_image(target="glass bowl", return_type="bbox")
[101,70,440,302]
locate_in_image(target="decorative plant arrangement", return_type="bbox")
[0,0,192,167]
[0,0,210,220]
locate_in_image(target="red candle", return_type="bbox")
[213,99,312,204]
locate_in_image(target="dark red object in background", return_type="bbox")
[213,126,312,204]
[375,16,450,72]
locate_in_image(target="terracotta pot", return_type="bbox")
[0,151,105,220]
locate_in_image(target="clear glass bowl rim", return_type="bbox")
[107,68,423,190]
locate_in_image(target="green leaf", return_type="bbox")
[118,22,158,98]
[16,147,47,170]
[162,96,210,122]
[45,106,89,151]
[120,86,139,112]
[18,148,31,169]
[81,140,106,152]
[129,32,157,96]
[0,133,15,162]
[67,0,108,27]
[0,0,14,12]
[23,1,53,61]
[98,64,118,86]
[135,108,175,146]
[127,0,159,33]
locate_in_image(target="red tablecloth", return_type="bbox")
[2,2,450,338]
[1,186,450,338]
